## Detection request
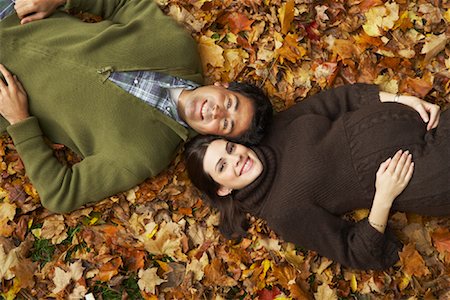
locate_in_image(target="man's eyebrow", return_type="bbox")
[235,97,239,111]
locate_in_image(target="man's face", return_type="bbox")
[178,84,254,138]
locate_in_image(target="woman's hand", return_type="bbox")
[14,0,66,25]
[379,91,440,131]
[0,64,30,125]
[368,150,414,233]
[375,150,414,204]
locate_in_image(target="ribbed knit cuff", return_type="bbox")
[6,117,43,145]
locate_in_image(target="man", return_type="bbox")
[0,0,273,213]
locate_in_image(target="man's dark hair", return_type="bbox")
[227,82,273,145]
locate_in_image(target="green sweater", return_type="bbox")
[0,0,203,212]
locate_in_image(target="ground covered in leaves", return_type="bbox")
[2,0,450,299]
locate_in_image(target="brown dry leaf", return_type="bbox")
[40,214,68,244]
[0,201,16,237]
[399,243,430,278]
[138,267,167,294]
[52,260,84,294]
[185,252,209,281]
[203,258,237,287]
[314,282,338,300]
[421,33,449,63]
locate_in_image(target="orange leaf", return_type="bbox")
[399,243,430,278]
[404,77,433,98]
[276,34,306,64]
[431,227,450,263]
[97,257,123,282]
[225,12,254,34]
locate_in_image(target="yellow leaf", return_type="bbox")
[198,36,225,71]
[363,3,399,37]
[350,274,357,292]
[444,9,450,22]
[279,0,294,35]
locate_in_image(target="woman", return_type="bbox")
[184,83,450,270]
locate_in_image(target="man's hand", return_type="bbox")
[15,0,66,25]
[375,150,414,205]
[0,64,30,125]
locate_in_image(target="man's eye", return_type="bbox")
[223,119,228,130]
[226,142,235,154]
[226,99,232,109]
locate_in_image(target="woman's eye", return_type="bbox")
[219,162,225,172]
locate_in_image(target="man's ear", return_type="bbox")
[214,82,229,89]
[217,186,232,196]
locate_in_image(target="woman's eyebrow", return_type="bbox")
[215,158,223,172]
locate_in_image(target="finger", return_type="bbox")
[21,12,47,25]
[0,64,11,89]
[427,107,440,130]
[377,157,391,175]
[399,153,412,178]
[404,162,414,183]
[394,150,409,174]
[387,150,403,172]
[415,105,430,123]
[14,75,27,95]
[0,64,16,88]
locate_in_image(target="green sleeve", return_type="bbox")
[7,117,142,213]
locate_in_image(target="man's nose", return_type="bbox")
[212,105,226,119]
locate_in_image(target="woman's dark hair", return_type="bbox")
[184,135,250,239]
[227,82,273,145]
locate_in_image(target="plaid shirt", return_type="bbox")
[0,0,199,127]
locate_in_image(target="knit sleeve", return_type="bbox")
[282,83,380,121]
[268,203,401,270]
[7,117,142,213]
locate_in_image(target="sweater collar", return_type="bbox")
[233,146,276,215]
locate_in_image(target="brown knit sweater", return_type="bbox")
[234,83,450,270]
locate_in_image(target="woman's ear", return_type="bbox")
[217,186,232,196]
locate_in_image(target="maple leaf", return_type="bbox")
[363,2,399,37]
[276,34,307,64]
[431,227,450,263]
[138,267,167,294]
[399,243,430,278]
[198,35,225,72]
[52,260,84,294]
[315,282,338,300]
[40,215,68,244]
[186,252,209,281]
[203,258,237,287]
[224,12,254,34]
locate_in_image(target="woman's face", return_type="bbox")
[203,139,263,196]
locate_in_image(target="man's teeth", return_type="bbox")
[201,102,208,119]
